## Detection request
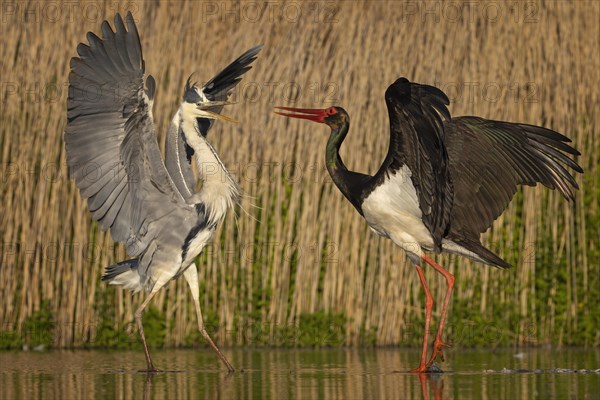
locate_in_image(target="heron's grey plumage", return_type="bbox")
[66,13,194,290]
[165,45,262,200]
[64,12,260,371]
[165,122,196,200]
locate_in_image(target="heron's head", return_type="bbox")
[181,74,237,123]
[273,106,348,129]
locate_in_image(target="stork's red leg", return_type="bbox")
[409,265,434,373]
[422,254,455,367]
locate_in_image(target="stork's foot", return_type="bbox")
[408,363,429,374]
[426,338,451,367]
[426,362,444,373]
[408,363,444,374]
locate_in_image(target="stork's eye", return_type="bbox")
[327,107,336,115]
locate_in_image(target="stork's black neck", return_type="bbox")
[325,116,370,214]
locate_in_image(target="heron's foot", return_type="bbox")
[139,365,162,373]
[426,338,451,367]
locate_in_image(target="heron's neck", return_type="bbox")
[181,116,239,222]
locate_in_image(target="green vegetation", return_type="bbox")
[297,312,346,347]
[0,300,54,350]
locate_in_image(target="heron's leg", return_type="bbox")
[422,254,454,367]
[135,289,161,372]
[183,266,235,373]
[409,265,434,373]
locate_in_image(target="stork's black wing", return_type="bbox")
[373,78,454,251]
[445,116,582,238]
[64,12,194,259]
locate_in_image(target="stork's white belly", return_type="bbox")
[361,166,434,257]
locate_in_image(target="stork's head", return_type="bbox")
[273,106,348,129]
[181,74,237,123]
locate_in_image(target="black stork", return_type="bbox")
[274,77,582,373]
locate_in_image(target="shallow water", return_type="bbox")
[1,348,598,399]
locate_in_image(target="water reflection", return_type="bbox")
[0,349,597,399]
[417,373,444,400]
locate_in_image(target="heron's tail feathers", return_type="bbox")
[102,259,143,292]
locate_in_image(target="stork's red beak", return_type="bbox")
[274,106,327,123]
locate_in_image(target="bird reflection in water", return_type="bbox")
[417,373,445,400]
[141,369,235,400]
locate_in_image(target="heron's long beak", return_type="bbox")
[197,101,238,123]
[198,100,234,108]
[201,109,238,123]
[273,106,327,123]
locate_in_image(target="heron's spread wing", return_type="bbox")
[65,12,189,256]
[203,45,263,99]
[195,45,263,135]
[445,116,582,237]
[375,78,453,251]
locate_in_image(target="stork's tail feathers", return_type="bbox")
[102,259,143,292]
[448,235,513,269]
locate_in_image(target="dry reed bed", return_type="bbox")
[0,1,598,347]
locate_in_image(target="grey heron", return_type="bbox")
[275,77,582,372]
[64,12,261,372]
